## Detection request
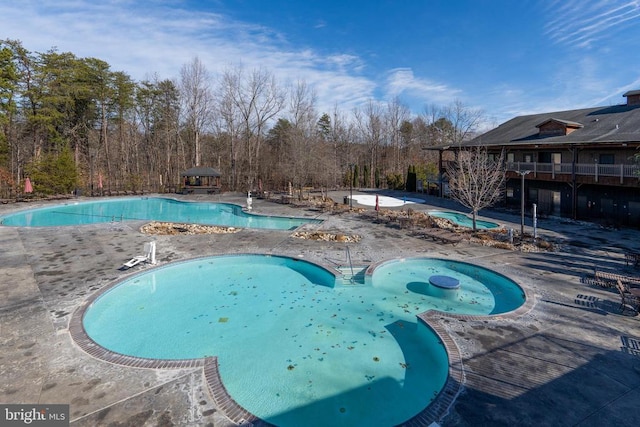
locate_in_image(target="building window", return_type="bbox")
[598,153,614,164]
[507,152,515,163]
[539,152,561,164]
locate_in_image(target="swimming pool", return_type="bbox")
[80,254,525,426]
[428,210,499,229]
[0,197,321,230]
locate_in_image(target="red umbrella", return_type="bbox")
[24,177,33,193]
[375,194,379,211]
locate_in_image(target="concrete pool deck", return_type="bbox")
[1,190,640,426]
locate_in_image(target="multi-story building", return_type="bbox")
[449,91,640,227]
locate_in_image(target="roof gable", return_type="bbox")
[535,118,584,136]
[535,118,583,129]
[624,90,640,106]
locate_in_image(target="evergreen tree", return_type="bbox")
[0,44,18,169]
[363,164,369,187]
[406,165,417,192]
[352,164,359,188]
[26,145,78,195]
[317,113,331,141]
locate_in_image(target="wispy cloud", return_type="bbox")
[0,0,377,115]
[592,75,640,106]
[384,68,459,106]
[544,0,640,48]
[313,19,327,29]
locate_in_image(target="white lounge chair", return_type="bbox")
[122,255,147,269]
[121,242,157,270]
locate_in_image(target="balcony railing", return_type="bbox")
[506,162,639,183]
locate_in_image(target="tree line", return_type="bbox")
[0,39,486,198]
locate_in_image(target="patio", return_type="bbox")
[1,191,639,426]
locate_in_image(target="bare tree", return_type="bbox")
[180,56,213,166]
[385,96,410,174]
[219,65,285,189]
[354,100,384,187]
[217,69,242,189]
[317,105,355,188]
[446,146,505,230]
[423,100,483,145]
[441,99,484,144]
[286,80,321,190]
[288,80,317,132]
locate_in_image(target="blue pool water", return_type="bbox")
[428,210,499,229]
[0,197,321,230]
[82,255,525,426]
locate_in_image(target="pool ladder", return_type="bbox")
[340,246,367,285]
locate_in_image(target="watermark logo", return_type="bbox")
[1,405,69,426]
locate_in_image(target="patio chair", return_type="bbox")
[121,255,147,269]
[616,280,640,314]
[121,242,157,270]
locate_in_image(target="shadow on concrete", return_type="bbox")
[538,294,624,317]
[444,331,640,427]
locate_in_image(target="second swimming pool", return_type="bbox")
[81,254,525,426]
[428,210,500,229]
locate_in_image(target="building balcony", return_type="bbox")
[506,162,640,185]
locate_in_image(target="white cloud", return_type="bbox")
[0,0,377,116]
[384,68,459,106]
[313,19,327,29]
[544,0,640,48]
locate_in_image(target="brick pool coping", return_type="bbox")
[68,258,535,426]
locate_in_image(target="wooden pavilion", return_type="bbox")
[180,167,222,194]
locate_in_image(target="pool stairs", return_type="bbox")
[333,246,369,285]
[336,265,369,285]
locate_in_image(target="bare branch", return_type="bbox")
[445,146,505,230]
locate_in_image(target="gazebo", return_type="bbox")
[180,167,222,194]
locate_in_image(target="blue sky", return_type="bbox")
[2,0,640,127]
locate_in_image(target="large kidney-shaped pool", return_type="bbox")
[79,255,525,426]
[0,197,321,230]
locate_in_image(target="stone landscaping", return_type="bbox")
[140,221,240,235]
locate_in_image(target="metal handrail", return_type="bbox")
[345,246,355,284]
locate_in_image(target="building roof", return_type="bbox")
[465,103,640,149]
[180,166,221,177]
[623,90,640,97]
